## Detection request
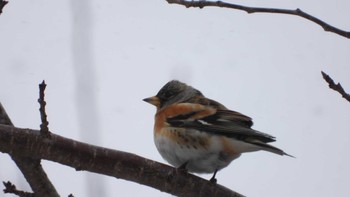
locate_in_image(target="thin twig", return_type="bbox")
[321,71,350,103]
[0,0,8,14]
[38,80,51,137]
[3,181,34,197]
[166,0,350,39]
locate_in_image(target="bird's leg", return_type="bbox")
[209,169,218,183]
[177,161,188,173]
[169,162,188,181]
[173,162,188,179]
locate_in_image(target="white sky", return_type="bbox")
[1,0,350,196]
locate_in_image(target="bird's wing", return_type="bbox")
[166,103,276,143]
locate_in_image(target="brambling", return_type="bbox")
[144,80,292,183]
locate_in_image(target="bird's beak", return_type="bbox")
[143,96,160,107]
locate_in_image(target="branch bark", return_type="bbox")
[166,0,350,39]
[0,124,244,197]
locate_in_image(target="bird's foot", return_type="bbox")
[176,162,188,174]
[209,169,218,183]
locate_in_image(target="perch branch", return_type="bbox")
[0,124,244,197]
[321,71,350,103]
[166,0,350,39]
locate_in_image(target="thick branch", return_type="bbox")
[166,0,350,39]
[0,103,59,197]
[321,71,350,103]
[0,124,243,197]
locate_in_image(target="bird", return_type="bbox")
[143,80,292,183]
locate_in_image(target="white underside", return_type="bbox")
[154,130,263,173]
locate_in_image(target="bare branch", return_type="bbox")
[3,181,34,197]
[0,103,59,197]
[0,124,244,197]
[38,80,51,137]
[9,156,60,197]
[166,0,350,39]
[0,0,8,15]
[321,71,350,103]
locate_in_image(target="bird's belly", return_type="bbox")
[154,128,241,173]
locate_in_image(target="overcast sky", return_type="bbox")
[1,0,350,196]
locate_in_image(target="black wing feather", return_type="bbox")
[167,109,276,143]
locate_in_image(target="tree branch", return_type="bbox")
[321,71,350,103]
[0,103,59,197]
[165,0,350,39]
[0,124,244,197]
[0,0,8,15]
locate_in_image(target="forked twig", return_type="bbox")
[3,181,34,197]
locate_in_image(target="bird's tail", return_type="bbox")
[248,140,294,158]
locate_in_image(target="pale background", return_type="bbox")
[1,0,350,196]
